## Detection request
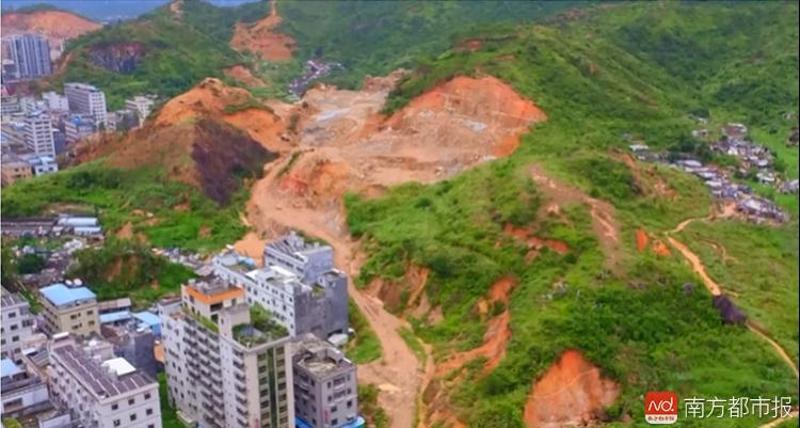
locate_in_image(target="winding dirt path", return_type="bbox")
[666,210,798,427]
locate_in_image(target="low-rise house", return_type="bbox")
[779,179,799,194]
[1,287,36,363]
[39,282,100,337]
[20,153,58,176]
[1,153,32,186]
[1,358,51,418]
[63,114,95,143]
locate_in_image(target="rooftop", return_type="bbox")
[292,333,354,378]
[232,305,289,347]
[267,231,331,258]
[184,276,244,305]
[132,311,160,327]
[99,310,132,324]
[51,345,154,399]
[1,286,27,307]
[1,357,22,378]
[40,283,96,306]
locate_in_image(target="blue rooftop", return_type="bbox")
[133,311,160,327]
[1,358,22,378]
[296,416,365,428]
[99,310,132,324]
[40,283,96,306]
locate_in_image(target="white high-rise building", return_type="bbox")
[23,111,55,157]
[2,34,52,80]
[42,91,69,112]
[64,83,107,128]
[159,277,294,428]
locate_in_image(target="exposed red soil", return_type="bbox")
[2,10,101,59]
[636,228,671,257]
[437,276,516,376]
[230,0,294,61]
[524,350,620,428]
[367,264,430,314]
[635,228,648,252]
[233,232,266,265]
[504,224,570,260]
[224,65,268,87]
[155,78,291,153]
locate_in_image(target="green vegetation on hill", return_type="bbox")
[68,238,195,306]
[50,0,268,109]
[277,0,581,89]
[1,161,248,251]
[346,1,799,425]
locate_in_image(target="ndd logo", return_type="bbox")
[645,391,679,425]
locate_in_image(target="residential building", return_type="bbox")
[2,34,52,80]
[20,153,58,176]
[64,114,96,143]
[1,287,35,363]
[213,249,349,339]
[47,334,162,428]
[125,96,156,127]
[1,358,51,418]
[291,334,362,428]
[160,276,294,428]
[20,96,46,114]
[1,154,32,186]
[42,91,70,112]
[264,231,335,283]
[64,83,107,127]
[106,108,139,132]
[23,110,55,157]
[1,95,21,116]
[101,322,159,377]
[39,282,100,337]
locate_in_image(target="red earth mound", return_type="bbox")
[524,350,620,427]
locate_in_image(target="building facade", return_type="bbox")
[160,277,294,428]
[1,288,36,363]
[291,334,360,428]
[64,83,108,127]
[39,283,100,337]
[213,250,349,339]
[1,358,51,418]
[42,91,70,112]
[0,154,32,186]
[264,231,335,284]
[64,114,96,143]
[125,96,156,127]
[47,334,162,428]
[23,111,55,157]
[2,34,52,80]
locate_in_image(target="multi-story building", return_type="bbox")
[64,83,107,127]
[125,96,156,127]
[19,153,58,176]
[264,231,335,284]
[2,34,52,80]
[0,154,32,186]
[23,110,55,157]
[47,334,162,428]
[291,334,361,428]
[39,283,100,337]
[1,287,35,363]
[42,91,70,112]
[1,95,21,116]
[213,249,348,339]
[1,357,51,418]
[64,113,97,143]
[160,276,294,428]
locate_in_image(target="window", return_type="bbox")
[148,425,155,428]
[347,400,352,408]
[130,413,137,421]
[87,310,94,315]
[332,419,338,425]
[10,324,18,331]
[146,408,153,416]
[144,392,152,400]
[129,398,135,405]
[8,312,16,318]
[12,336,18,342]
[111,404,118,410]
[113,420,121,427]
[331,405,337,412]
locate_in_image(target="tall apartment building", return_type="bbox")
[1,287,35,363]
[160,277,294,428]
[2,34,52,80]
[213,249,349,339]
[264,231,335,283]
[291,334,361,428]
[47,334,162,428]
[39,283,100,337]
[64,82,107,127]
[125,96,156,127]
[23,110,55,157]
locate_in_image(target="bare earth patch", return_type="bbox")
[230,0,295,61]
[524,350,620,428]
